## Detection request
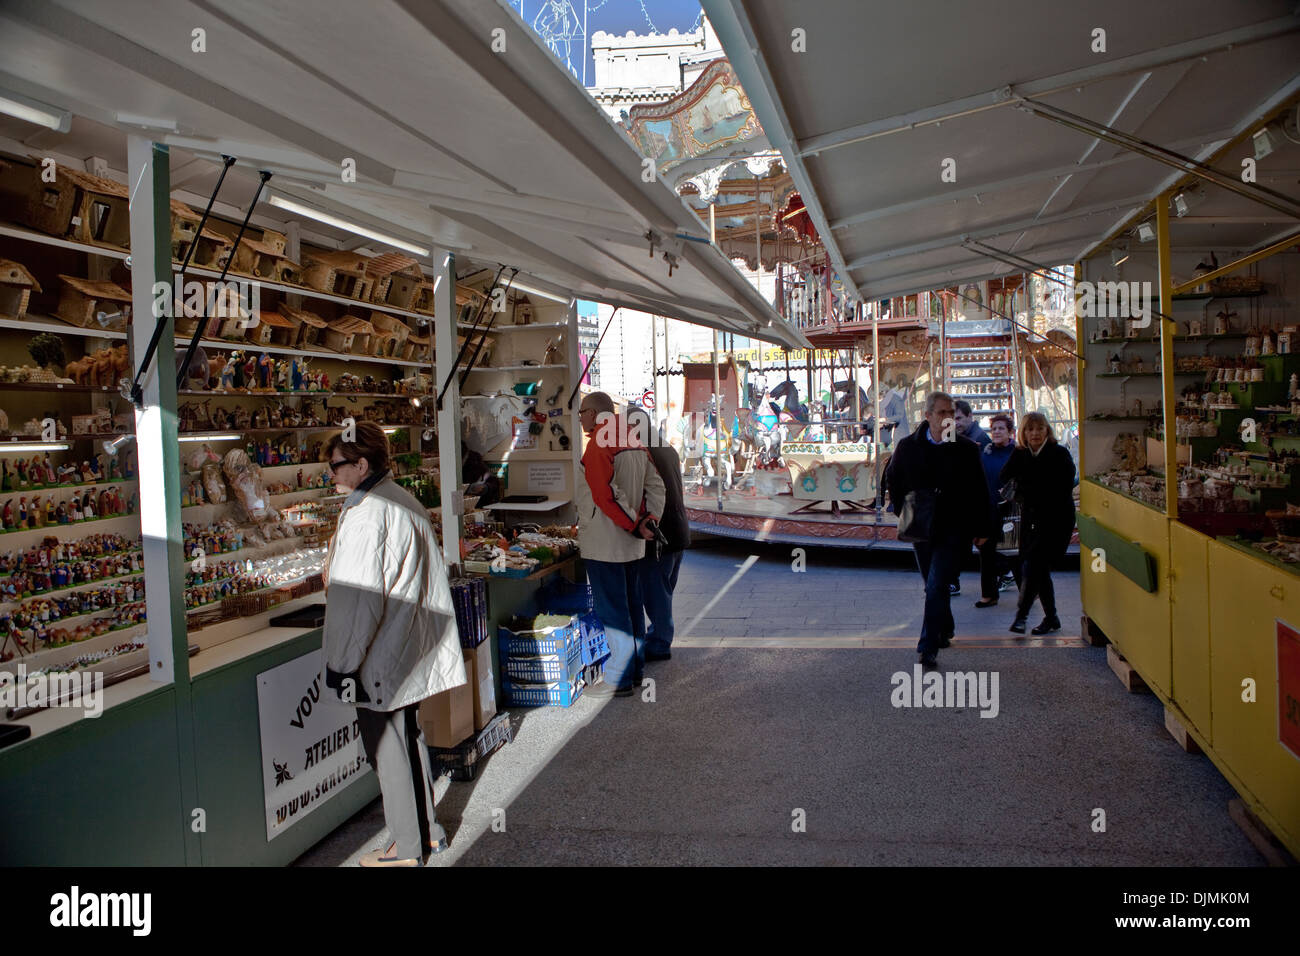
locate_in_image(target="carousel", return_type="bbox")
[625,56,1078,549]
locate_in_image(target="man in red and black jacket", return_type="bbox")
[576,392,666,698]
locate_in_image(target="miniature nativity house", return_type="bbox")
[55,275,132,331]
[301,249,374,300]
[22,164,132,248]
[279,304,328,349]
[0,259,40,318]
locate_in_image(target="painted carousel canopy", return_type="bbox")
[704,0,1300,302]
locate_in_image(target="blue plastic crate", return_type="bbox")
[536,578,594,614]
[497,617,578,657]
[577,612,609,665]
[502,642,583,683]
[502,676,582,707]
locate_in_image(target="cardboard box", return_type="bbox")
[466,641,497,731]
[418,674,474,748]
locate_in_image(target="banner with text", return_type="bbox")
[257,650,372,841]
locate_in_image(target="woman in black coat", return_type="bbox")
[999,412,1076,635]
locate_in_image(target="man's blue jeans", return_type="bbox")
[585,558,645,690]
[638,548,683,655]
[913,532,965,656]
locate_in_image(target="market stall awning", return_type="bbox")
[0,0,810,348]
[702,0,1300,301]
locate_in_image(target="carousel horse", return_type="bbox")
[683,401,738,489]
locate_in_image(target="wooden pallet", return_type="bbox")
[1227,798,1296,867]
[1080,614,1108,648]
[1163,706,1203,754]
[1106,644,1148,693]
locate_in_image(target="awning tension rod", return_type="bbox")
[568,307,621,410]
[459,268,519,390]
[172,168,273,394]
[127,155,236,407]
[437,263,505,410]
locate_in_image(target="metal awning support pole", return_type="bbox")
[175,168,270,392]
[713,329,723,511]
[1009,279,1026,422]
[127,137,199,864]
[126,154,233,405]
[872,315,882,523]
[432,248,461,569]
[437,263,504,409]
[939,292,948,391]
[1157,191,1178,518]
[568,307,620,409]
[459,268,518,389]
[1017,96,1300,219]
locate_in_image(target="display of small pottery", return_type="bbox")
[1266,504,1300,542]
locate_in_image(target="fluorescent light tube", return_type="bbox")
[382,427,400,434]
[179,433,242,442]
[268,194,429,256]
[0,92,70,132]
[0,442,71,452]
[510,279,572,303]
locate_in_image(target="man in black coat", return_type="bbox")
[628,407,690,662]
[887,392,994,667]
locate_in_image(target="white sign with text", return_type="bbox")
[256,650,371,841]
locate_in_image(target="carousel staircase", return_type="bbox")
[945,343,1015,419]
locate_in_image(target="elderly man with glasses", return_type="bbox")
[576,392,666,699]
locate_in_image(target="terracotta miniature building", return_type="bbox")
[368,311,411,357]
[55,275,133,331]
[301,249,374,300]
[21,163,132,248]
[365,252,424,310]
[0,259,41,318]
[321,315,374,354]
[247,309,297,347]
[278,304,328,349]
[403,330,431,363]
[191,228,234,269]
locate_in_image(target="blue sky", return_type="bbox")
[508,0,705,86]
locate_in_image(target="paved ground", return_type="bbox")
[295,537,1262,867]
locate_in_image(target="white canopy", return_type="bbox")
[0,0,810,347]
[703,0,1300,300]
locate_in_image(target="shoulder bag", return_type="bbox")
[897,488,938,543]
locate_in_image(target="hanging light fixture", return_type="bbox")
[1135,220,1156,243]
[1111,242,1130,267]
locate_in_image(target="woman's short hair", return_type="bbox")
[324,420,391,475]
[990,413,1014,432]
[1017,411,1056,447]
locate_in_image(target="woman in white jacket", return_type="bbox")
[322,421,467,867]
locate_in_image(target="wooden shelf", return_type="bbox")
[0,314,424,368]
[489,322,569,332]
[0,381,126,393]
[176,261,438,327]
[465,364,567,373]
[0,221,130,261]
[483,497,571,512]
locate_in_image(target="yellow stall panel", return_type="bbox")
[1080,482,1172,695]
[1170,522,1212,742]
[1207,540,1300,857]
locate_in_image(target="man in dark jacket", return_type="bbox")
[887,392,994,667]
[954,400,991,449]
[628,406,690,662]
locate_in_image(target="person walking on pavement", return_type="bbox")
[975,414,1018,608]
[577,392,667,698]
[954,400,992,449]
[626,406,690,663]
[321,421,466,867]
[947,400,992,595]
[999,412,1077,635]
[887,392,993,668]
